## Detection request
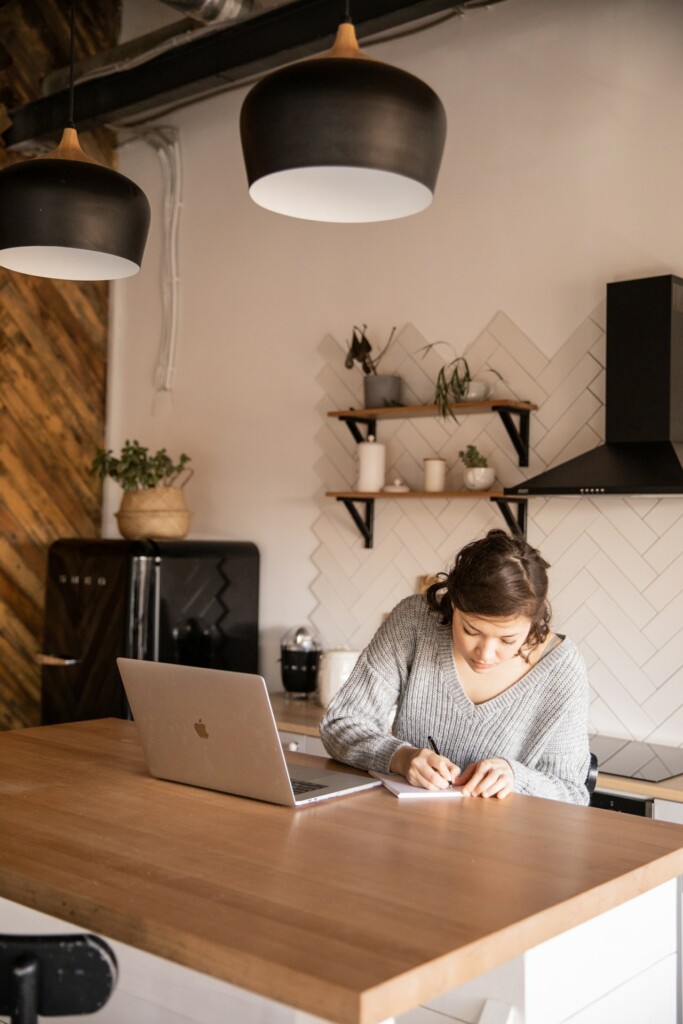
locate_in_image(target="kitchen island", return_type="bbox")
[1,718,682,1024]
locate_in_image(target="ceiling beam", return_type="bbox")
[3,0,459,149]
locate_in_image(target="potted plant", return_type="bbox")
[345,324,401,408]
[459,444,495,491]
[420,341,502,418]
[90,440,193,539]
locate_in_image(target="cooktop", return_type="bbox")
[590,735,683,783]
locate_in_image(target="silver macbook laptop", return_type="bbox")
[116,658,380,807]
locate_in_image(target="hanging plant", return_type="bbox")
[420,341,504,419]
[344,324,397,375]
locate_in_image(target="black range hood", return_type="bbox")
[506,273,683,497]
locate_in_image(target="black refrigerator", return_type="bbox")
[40,539,259,725]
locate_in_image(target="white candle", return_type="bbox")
[356,436,386,492]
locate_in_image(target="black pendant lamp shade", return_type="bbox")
[0,0,150,282]
[0,128,151,280]
[240,22,447,223]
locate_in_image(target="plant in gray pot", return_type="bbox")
[344,324,401,408]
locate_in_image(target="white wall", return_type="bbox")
[109,0,683,741]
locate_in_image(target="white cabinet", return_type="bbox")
[278,729,327,756]
[653,799,683,824]
[423,880,678,1024]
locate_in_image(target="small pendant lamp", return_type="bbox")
[0,2,150,281]
[240,15,447,223]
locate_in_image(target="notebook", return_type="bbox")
[369,770,464,799]
[116,658,381,807]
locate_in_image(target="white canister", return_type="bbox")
[423,457,447,492]
[317,649,361,709]
[356,435,386,492]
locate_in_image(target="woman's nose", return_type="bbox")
[475,637,497,659]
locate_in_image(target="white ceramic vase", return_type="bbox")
[317,649,361,708]
[463,467,495,491]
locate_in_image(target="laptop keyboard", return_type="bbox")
[291,779,326,795]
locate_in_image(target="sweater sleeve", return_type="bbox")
[506,651,591,806]
[319,596,421,773]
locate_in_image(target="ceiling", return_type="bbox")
[2,0,510,151]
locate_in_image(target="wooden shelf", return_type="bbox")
[325,399,536,546]
[326,489,505,499]
[327,399,537,420]
[328,400,535,467]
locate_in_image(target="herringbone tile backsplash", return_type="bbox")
[312,304,683,746]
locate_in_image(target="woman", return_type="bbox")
[320,529,590,805]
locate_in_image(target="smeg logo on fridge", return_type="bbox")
[58,574,108,587]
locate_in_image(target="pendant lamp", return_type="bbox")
[240,16,447,223]
[0,3,150,281]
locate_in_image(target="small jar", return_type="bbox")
[423,457,446,492]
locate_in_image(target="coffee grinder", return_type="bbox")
[280,626,322,699]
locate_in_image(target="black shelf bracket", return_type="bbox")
[340,415,377,444]
[337,495,527,547]
[493,406,531,466]
[337,497,375,548]
[490,497,528,537]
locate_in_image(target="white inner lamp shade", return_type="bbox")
[248,166,434,223]
[0,245,141,280]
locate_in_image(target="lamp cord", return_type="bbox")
[343,0,351,24]
[68,0,76,128]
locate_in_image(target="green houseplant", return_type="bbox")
[419,341,471,418]
[458,444,495,491]
[90,440,193,539]
[458,444,488,469]
[420,341,503,419]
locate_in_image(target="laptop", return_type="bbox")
[116,658,381,807]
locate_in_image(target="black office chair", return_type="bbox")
[0,934,117,1024]
[586,751,599,795]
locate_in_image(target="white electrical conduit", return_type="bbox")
[117,126,183,412]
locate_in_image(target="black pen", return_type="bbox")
[427,736,453,786]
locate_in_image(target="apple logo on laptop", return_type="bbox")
[194,719,209,739]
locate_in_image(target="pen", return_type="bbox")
[427,736,453,786]
[427,735,440,755]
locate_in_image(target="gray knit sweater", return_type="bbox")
[320,594,591,805]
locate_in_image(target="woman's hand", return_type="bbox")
[452,757,514,799]
[390,745,460,791]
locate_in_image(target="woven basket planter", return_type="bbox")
[115,487,192,540]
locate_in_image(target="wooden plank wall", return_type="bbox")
[0,0,119,729]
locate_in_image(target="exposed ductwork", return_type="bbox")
[158,0,249,21]
[2,0,510,151]
[156,0,291,23]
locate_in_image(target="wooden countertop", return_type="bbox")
[2,719,683,1024]
[596,771,683,802]
[270,690,325,736]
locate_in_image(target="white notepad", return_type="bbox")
[369,770,464,799]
